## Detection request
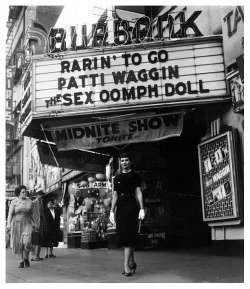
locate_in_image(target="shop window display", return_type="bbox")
[66,183,112,249]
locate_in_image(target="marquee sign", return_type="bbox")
[33,36,227,118]
[48,112,183,150]
[198,131,240,221]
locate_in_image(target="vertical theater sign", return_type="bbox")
[222,6,244,113]
[6,66,15,124]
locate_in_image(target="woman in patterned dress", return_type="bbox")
[7,185,35,268]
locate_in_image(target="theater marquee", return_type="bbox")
[32,36,228,118]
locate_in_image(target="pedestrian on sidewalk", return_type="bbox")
[30,190,46,261]
[43,199,60,258]
[109,153,145,277]
[6,185,35,268]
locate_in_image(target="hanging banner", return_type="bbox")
[49,113,183,151]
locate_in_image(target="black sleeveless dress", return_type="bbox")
[114,170,141,248]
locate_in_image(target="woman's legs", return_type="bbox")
[23,250,29,260]
[129,247,135,267]
[31,245,37,259]
[19,250,24,262]
[36,244,41,258]
[124,247,131,272]
[124,247,134,272]
[49,247,53,255]
[18,250,25,267]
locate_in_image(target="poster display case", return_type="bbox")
[66,179,112,248]
[198,130,240,222]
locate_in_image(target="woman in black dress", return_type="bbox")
[43,199,60,258]
[110,153,145,276]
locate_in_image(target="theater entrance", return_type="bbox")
[111,110,211,249]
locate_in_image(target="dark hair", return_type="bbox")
[47,199,54,205]
[14,186,21,197]
[36,190,44,196]
[15,185,27,196]
[119,152,131,160]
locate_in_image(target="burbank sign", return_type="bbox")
[47,11,203,52]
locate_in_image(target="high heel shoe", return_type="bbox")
[122,263,137,275]
[131,263,137,274]
[24,259,30,267]
[18,261,24,268]
[124,271,132,277]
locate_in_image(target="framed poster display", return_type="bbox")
[198,131,240,221]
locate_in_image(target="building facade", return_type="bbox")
[6,5,244,253]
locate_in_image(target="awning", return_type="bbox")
[62,170,85,182]
[45,180,62,195]
[37,140,110,173]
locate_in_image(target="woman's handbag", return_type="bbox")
[32,231,40,245]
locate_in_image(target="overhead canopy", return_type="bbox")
[37,140,110,173]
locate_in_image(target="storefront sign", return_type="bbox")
[37,140,109,172]
[145,197,161,204]
[49,113,183,150]
[92,181,108,188]
[33,36,227,117]
[147,232,166,240]
[198,131,240,221]
[78,181,108,189]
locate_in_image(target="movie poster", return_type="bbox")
[198,131,240,221]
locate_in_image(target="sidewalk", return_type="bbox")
[5,246,244,283]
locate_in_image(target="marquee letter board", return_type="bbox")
[198,131,240,221]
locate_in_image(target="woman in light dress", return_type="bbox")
[7,185,35,268]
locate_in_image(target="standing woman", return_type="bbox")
[7,185,35,268]
[109,153,145,276]
[43,199,60,258]
[30,190,46,261]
